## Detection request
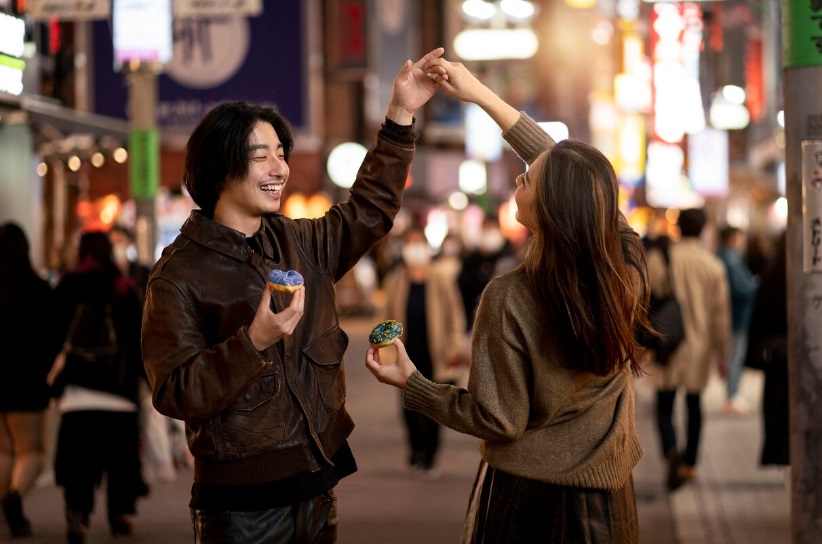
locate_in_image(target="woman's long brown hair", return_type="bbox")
[524,139,652,376]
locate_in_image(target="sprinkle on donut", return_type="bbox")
[369,320,403,348]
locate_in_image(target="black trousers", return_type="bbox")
[55,410,148,518]
[463,461,639,543]
[191,489,337,544]
[655,389,702,466]
[403,407,441,469]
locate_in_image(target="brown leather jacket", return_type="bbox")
[142,122,415,486]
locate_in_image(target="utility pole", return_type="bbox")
[783,1,822,541]
[125,66,159,266]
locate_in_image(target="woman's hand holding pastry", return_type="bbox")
[365,338,417,389]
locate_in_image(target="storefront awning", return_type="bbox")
[0,91,129,154]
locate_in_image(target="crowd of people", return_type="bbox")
[0,47,791,544]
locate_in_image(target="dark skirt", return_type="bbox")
[463,461,639,543]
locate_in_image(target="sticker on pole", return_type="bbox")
[802,140,822,273]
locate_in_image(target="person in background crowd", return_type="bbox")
[367,57,651,543]
[648,208,730,491]
[108,225,152,299]
[0,222,60,538]
[745,230,773,278]
[457,216,512,330]
[141,48,444,543]
[745,232,789,467]
[433,231,464,282]
[108,225,178,484]
[716,225,759,415]
[381,227,466,477]
[48,231,149,544]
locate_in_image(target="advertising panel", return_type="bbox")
[92,2,305,137]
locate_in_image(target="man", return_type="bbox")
[649,208,730,491]
[716,225,759,415]
[141,48,444,543]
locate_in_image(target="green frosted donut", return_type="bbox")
[369,320,403,348]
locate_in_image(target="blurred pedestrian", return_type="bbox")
[433,231,464,282]
[48,231,148,544]
[108,225,177,483]
[108,225,151,298]
[716,225,759,415]
[457,216,511,330]
[141,48,444,543]
[745,230,773,278]
[745,232,789,467]
[367,58,651,542]
[382,227,466,477]
[0,222,61,538]
[647,208,730,490]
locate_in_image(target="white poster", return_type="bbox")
[113,0,173,65]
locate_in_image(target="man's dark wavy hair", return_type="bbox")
[183,101,295,216]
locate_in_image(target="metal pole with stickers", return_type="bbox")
[783,0,822,540]
[113,0,172,265]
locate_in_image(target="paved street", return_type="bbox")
[4,316,789,543]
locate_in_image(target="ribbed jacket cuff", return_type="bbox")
[402,371,441,413]
[380,117,418,148]
[502,112,556,165]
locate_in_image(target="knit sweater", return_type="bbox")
[403,113,643,491]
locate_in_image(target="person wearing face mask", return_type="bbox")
[433,232,464,282]
[457,217,512,330]
[380,228,466,477]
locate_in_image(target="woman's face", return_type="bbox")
[514,150,546,232]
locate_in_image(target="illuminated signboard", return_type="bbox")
[0,12,25,95]
[113,0,173,67]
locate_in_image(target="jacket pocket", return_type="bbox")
[221,370,284,453]
[303,326,349,412]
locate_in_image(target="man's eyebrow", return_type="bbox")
[248,143,284,153]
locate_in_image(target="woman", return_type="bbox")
[745,232,788,467]
[49,231,148,544]
[381,227,466,476]
[0,223,60,538]
[366,58,652,542]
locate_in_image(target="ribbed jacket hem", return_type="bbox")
[194,442,316,486]
[194,410,356,486]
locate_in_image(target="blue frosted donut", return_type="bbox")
[369,320,403,348]
[267,269,304,293]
